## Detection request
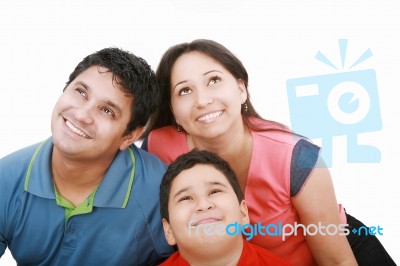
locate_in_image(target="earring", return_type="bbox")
[243,103,248,113]
[176,123,182,132]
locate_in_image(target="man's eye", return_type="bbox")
[76,88,87,97]
[101,107,115,117]
[179,87,191,96]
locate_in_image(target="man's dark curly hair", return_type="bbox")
[64,47,159,138]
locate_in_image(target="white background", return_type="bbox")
[0,0,399,264]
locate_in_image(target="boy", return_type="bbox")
[159,149,291,265]
[0,47,173,265]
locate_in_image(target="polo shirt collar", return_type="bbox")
[24,138,136,208]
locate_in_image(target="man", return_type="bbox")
[0,47,174,265]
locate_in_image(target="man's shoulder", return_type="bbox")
[1,141,42,158]
[0,141,47,172]
[0,141,49,205]
[130,144,167,176]
[132,144,166,165]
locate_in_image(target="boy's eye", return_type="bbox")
[178,195,192,202]
[178,87,192,96]
[209,189,222,195]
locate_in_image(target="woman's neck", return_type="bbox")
[187,124,253,191]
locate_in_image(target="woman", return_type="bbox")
[143,39,395,266]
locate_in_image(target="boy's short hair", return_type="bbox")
[160,149,244,221]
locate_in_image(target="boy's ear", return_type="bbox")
[162,218,177,246]
[119,127,144,150]
[239,200,250,224]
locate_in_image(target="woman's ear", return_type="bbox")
[237,79,248,103]
[119,127,144,150]
[239,200,250,224]
[162,218,177,246]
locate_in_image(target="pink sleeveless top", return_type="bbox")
[148,119,346,266]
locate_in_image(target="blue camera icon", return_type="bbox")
[286,69,382,166]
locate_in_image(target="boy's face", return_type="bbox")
[162,164,249,250]
[51,66,141,161]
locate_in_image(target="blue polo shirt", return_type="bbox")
[0,138,174,265]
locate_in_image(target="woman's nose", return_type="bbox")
[195,91,214,108]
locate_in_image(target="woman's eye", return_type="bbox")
[179,87,191,96]
[208,76,221,86]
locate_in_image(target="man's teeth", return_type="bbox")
[66,120,89,138]
[197,111,222,122]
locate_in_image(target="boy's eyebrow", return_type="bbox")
[172,181,228,199]
[172,187,190,200]
[208,181,227,188]
[75,81,123,116]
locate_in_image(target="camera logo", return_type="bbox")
[286,39,382,167]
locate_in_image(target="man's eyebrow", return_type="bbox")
[104,100,122,116]
[75,81,89,90]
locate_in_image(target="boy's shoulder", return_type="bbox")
[240,240,292,266]
[158,251,188,266]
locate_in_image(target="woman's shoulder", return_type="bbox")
[149,126,179,137]
[147,126,188,163]
[249,117,301,146]
[148,126,187,145]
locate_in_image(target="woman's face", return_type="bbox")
[170,51,247,139]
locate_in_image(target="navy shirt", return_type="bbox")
[0,138,174,265]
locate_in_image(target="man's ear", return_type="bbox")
[239,200,250,224]
[119,127,144,150]
[162,218,177,246]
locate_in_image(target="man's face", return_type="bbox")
[162,164,249,252]
[51,66,136,161]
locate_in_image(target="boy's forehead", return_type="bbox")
[172,164,230,189]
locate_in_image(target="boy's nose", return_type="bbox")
[196,197,215,211]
